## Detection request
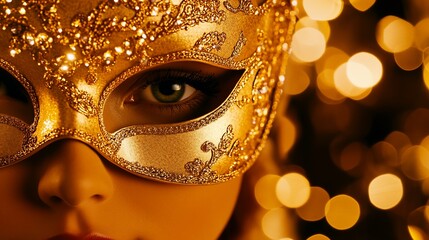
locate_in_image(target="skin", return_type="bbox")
[0,139,242,239]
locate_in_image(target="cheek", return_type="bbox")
[108,169,242,240]
[0,159,242,239]
[0,165,33,215]
[0,164,53,238]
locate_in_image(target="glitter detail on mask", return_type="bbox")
[184,124,234,184]
[230,31,247,59]
[112,125,240,184]
[224,0,271,15]
[192,31,227,52]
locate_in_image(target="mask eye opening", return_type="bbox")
[0,60,37,125]
[101,61,245,133]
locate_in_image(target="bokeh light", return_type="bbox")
[317,69,345,102]
[368,173,403,210]
[251,0,429,239]
[276,173,311,208]
[394,47,423,71]
[376,16,415,53]
[424,63,429,91]
[422,179,429,196]
[408,207,429,240]
[372,141,400,167]
[307,234,330,240]
[302,0,343,21]
[284,67,310,95]
[334,62,372,100]
[291,27,326,62]
[385,131,412,153]
[401,146,429,181]
[296,187,330,221]
[315,47,349,73]
[414,18,429,51]
[276,116,297,160]
[295,16,331,41]
[255,174,283,210]
[325,195,360,230]
[262,208,292,240]
[408,225,428,240]
[420,135,429,151]
[346,52,383,88]
[349,0,375,12]
[403,108,429,143]
[315,48,349,101]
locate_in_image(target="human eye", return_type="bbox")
[122,69,220,124]
[124,70,216,106]
[103,62,243,132]
[135,79,197,104]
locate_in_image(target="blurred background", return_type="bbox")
[240,0,429,239]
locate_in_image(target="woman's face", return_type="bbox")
[0,139,241,240]
[0,0,295,238]
[0,71,253,238]
[0,58,243,239]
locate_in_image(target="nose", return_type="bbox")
[37,140,113,207]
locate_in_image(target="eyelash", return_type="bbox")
[138,69,219,96]
[126,69,220,112]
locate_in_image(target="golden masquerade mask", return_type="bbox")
[0,0,296,184]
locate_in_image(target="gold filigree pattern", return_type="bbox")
[185,124,234,184]
[115,158,235,184]
[233,95,252,108]
[52,77,98,116]
[193,31,227,52]
[230,31,247,59]
[0,115,37,166]
[112,126,238,184]
[224,0,272,15]
[228,63,275,173]
[229,2,298,173]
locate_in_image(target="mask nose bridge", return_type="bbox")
[35,87,104,147]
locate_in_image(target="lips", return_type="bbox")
[48,233,113,240]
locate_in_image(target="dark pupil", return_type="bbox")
[150,81,185,103]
